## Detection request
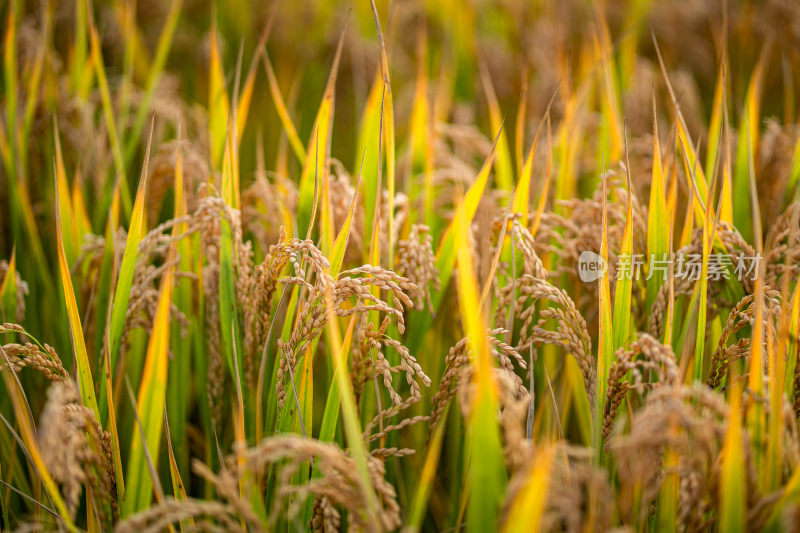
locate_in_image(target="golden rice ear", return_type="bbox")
[602,333,679,444]
[38,381,117,525]
[396,224,439,312]
[0,342,67,381]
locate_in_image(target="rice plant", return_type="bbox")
[3,0,800,531]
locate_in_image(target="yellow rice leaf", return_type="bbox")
[122,0,182,165]
[765,430,800,527]
[235,26,269,142]
[720,383,746,532]
[329,163,361,276]
[53,122,78,264]
[786,280,800,395]
[733,46,769,242]
[453,179,506,533]
[357,73,384,247]
[785,135,800,204]
[438,129,500,256]
[501,447,554,533]
[514,68,528,172]
[407,26,430,225]
[1,372,76,529]
[658,422,680,533]
[71,172,92,252]
[164,409,189,505]
[594,171,614,458]
[512,87,557,230]
[0,248,17,321]
[208,17,229,169]
[124,245,176,515]
[321,287,379,525]
[54,159,99,419]
[706,61,726,187]
[406,405,448,532]
[764,288,786,492]
[706,60,733,225]
[652,30,711,225]
[676,122,710,223]
[371,1,396,264]
[692,156,715,381]
[593,14,623,163]
[261,50,306,163]
[479,62,514,192]
[297,26,346,243]
[112,1,151,78]
[647,99,669,311]
[107,123,154,388]
[612,147,634,350]
[88,8,130,214]
[405,128,501,354]
[317,315,359,444]
[617,0,651,90]
[745,141,766,482]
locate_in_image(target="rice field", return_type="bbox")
[3,0,800,531]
